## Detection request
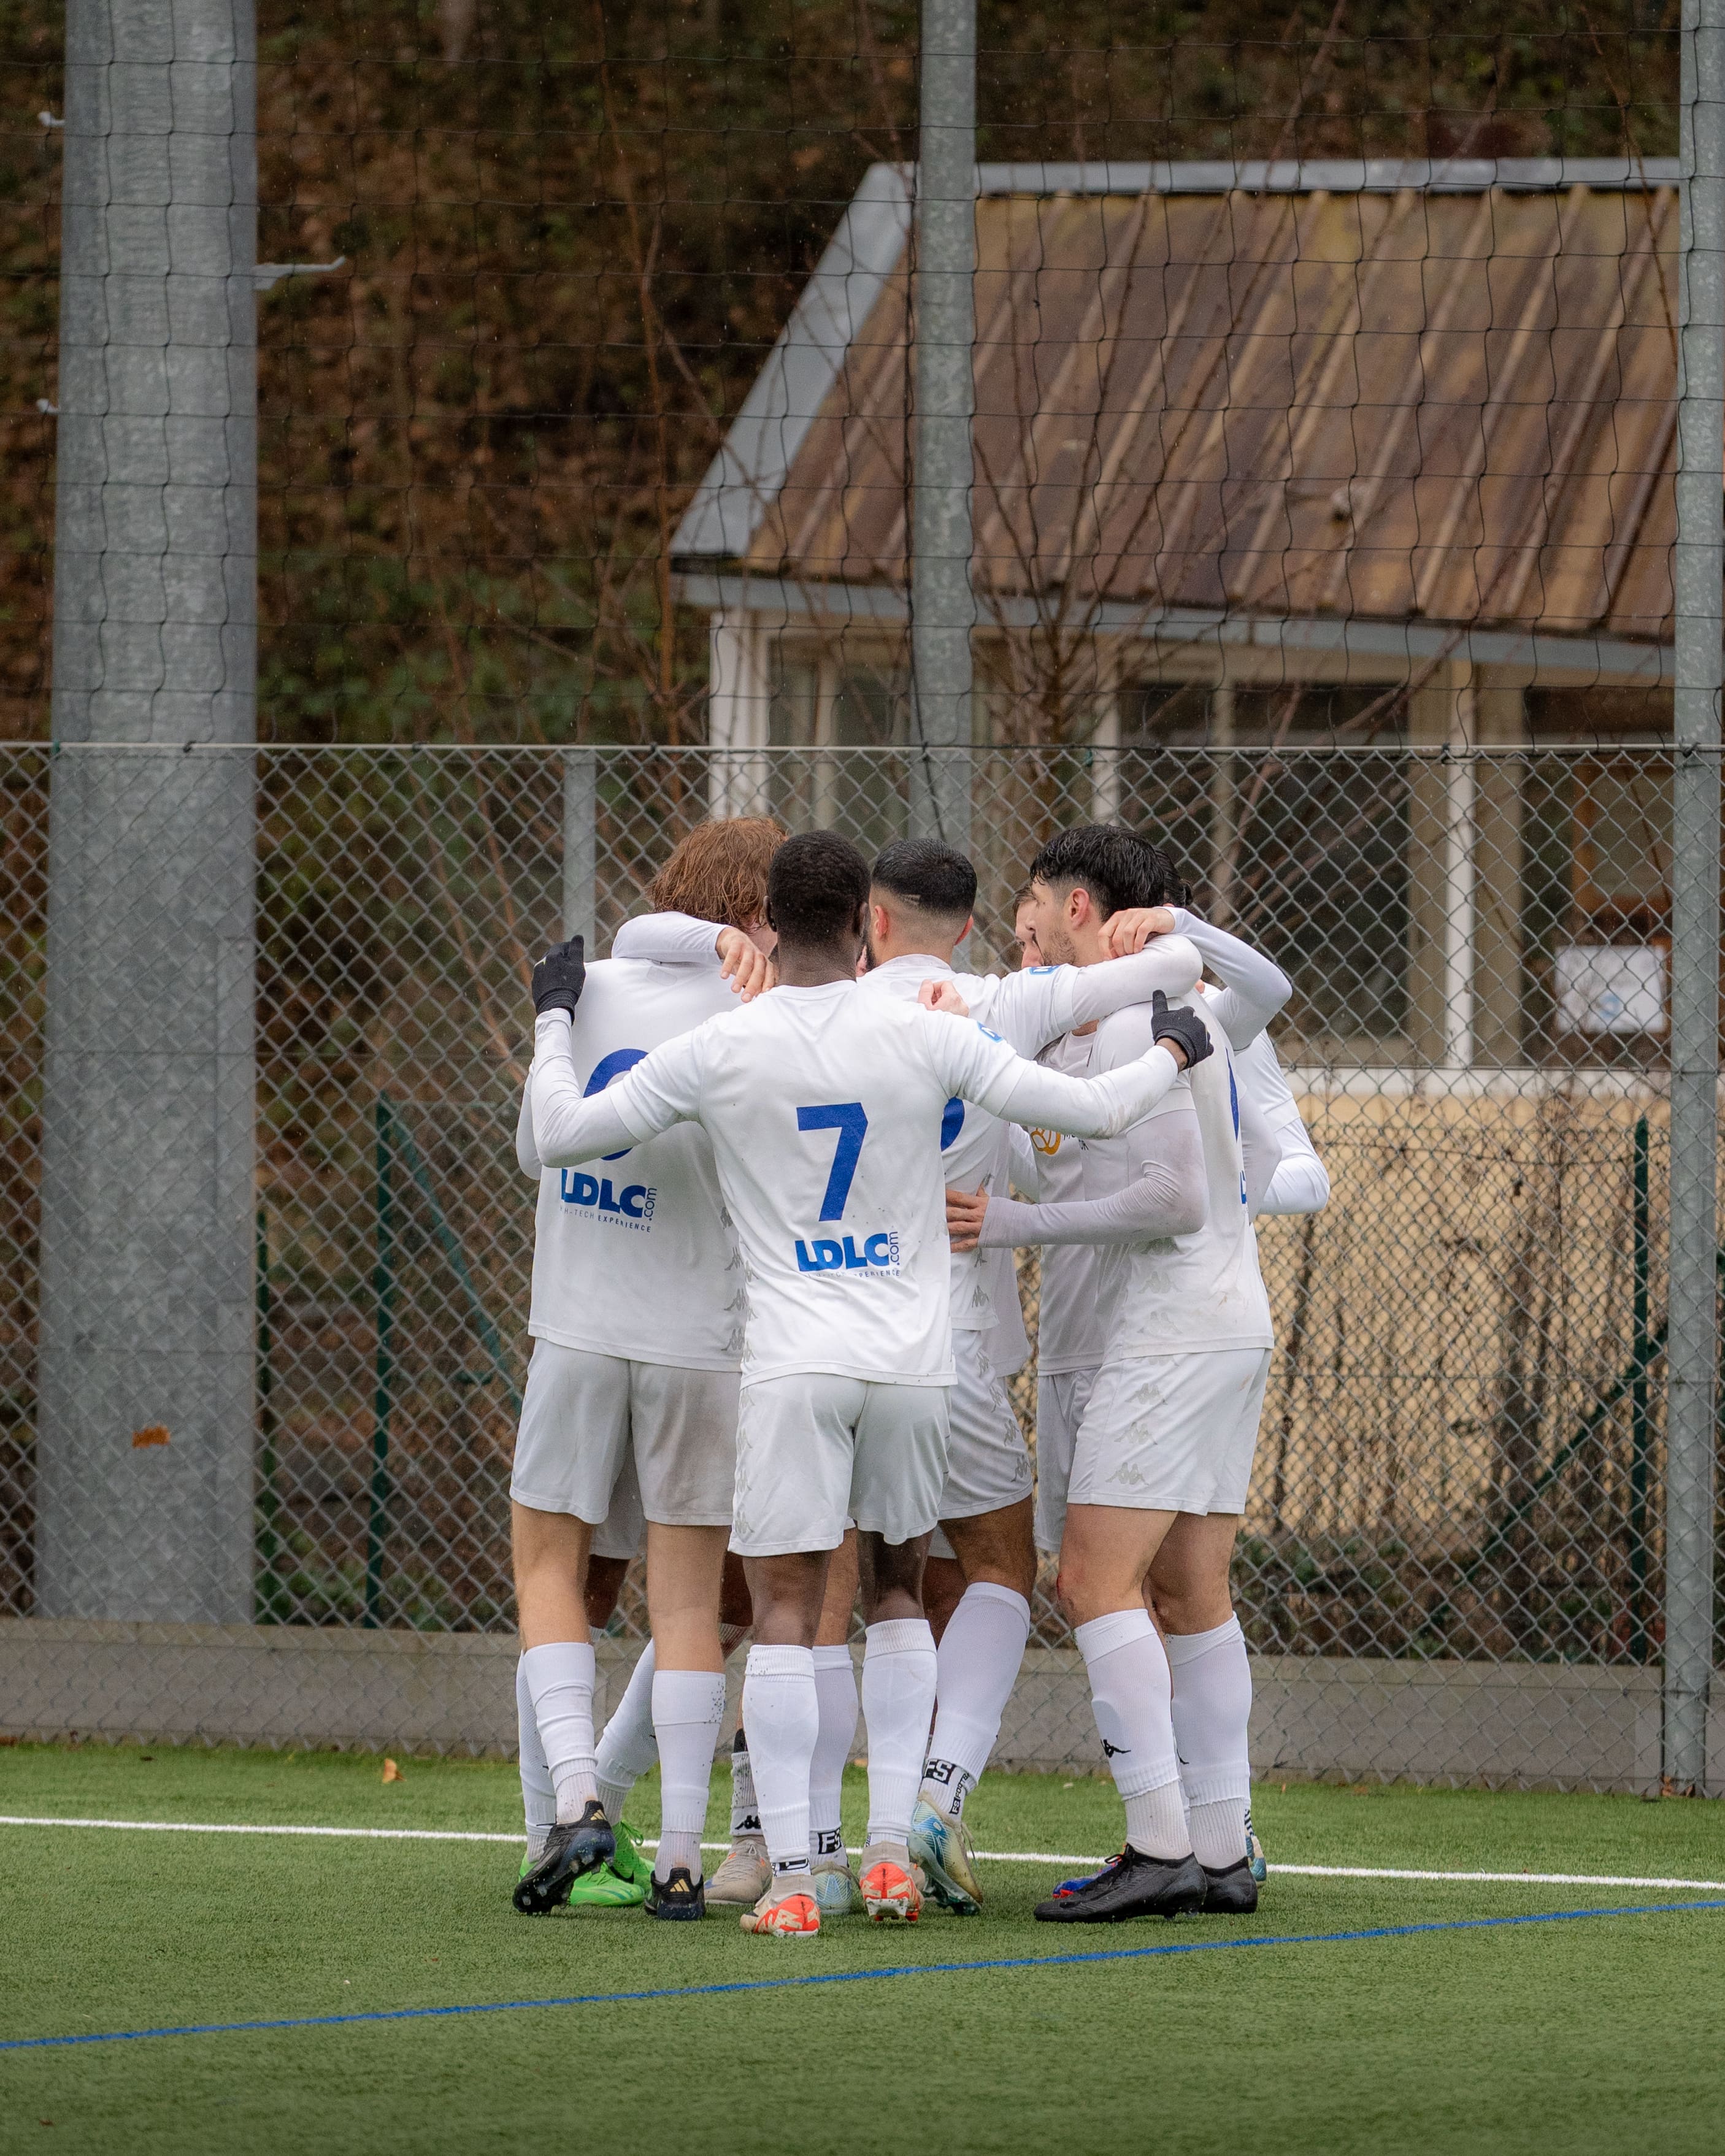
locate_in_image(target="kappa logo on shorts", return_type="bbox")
[559,1170,657,1227]
[793,1231,901,1275]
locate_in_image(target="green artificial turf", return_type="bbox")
[2,1743,1723,2155]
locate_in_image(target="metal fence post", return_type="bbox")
[1668,0,1724,1793]
[563,746,596,946]
[1631,1116,1651,1666]
[35,0,259,1620]
[367,1099,397,1628]
[909,0,974,852]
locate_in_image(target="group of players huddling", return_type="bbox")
[510,815,1327,1936]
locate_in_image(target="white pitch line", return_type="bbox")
[1267,1863,1725,1892]
[3,1816,1723,1894]
[0,1814,522,1844]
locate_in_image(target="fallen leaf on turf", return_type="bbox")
[131,1424,170,1449]
[382,1757,402,1783]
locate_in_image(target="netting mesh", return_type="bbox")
[0,740,1713,1774]
[0,7,1718,1781]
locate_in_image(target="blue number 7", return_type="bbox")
[796,1102,869,1221]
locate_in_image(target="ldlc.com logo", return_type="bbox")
[560,1171,656,1224]
[794,1230,900,1274]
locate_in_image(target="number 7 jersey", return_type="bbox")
[531,978,1185,1388]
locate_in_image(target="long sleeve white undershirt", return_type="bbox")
[524,1007,1185,1171]
[612,908,1204,1040]
[1228,1029,1329,1217]
[1170,908,1291,1050]
[977,1112,1206,1249]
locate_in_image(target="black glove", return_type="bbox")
[531,936,586,1016]
[1151,989,1212,1072]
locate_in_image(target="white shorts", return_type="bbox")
[1033,1365,1099,1555]
[510,1340,739,1533]
[589,1447,643,1563]
[928,1330,1032,1560]
[731,1375,950,1558]
[1068,1348,1272,1517]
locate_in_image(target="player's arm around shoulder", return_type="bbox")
[528,1009,709,1168]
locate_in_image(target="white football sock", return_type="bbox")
[594,1624,748,1822]
[1075,1608,1190,1861]
[516,1655,556,1860]
[594,1640,658,1824]
[742,1644,818,1876]
[520,1638,599,1822]
[651,1668,727,1881]
[728,1727,763,1840]
[862,1617,938,1849]
[921,1582,1031,1819]
[810,1644,858,1859]
[1167,1615,1253,1870]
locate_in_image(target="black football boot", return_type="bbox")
[1199,1857,1260,1915]
[644,1866,709,1921]
[512,1800,615,1915]
[1033,1846,1207,1924]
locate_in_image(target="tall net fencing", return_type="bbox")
[0,6,1718,1785]
[0,738,1714,1783]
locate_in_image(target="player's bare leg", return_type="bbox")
[853,1530,936,1923]
[910,1498,1035,1914]
[1149,1510,1261,1910]
[598,1554,752,1817]
[1035,1501,1205,1924]
[518,1549,631,1872]
[512,1501,616,1911]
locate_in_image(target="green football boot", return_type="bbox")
[566,1817,653,1909]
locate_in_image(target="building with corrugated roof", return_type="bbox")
[672,161,1686,1070]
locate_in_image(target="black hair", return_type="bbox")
[1029,824,1190,919]
[766,829,872,946]
[870,837,978,923]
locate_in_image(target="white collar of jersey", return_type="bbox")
[865,951,955,980]
[770,978,856,999]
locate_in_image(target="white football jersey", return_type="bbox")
[1025,1021,1195,1373]
[528,981,1185,1388]
[515,956,745,1370]
[856,952,1179,1335]
[1096,1000,1275,1362]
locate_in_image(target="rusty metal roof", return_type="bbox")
[682,169,1685,648]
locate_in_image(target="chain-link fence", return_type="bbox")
[1,737,1716,1783]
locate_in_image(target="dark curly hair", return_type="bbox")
[1029,824,1189,919]
[766,829,872,946]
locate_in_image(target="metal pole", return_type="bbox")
[36,0,259,1620]
[1631,1116,1651,1666]
[563,746,596,946]
[909,0,974,852]
[367,1100,397,1628]
[255,1203,279,1603]
[1668,0,1724,1793]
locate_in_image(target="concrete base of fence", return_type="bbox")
[3,1620,1722,1793]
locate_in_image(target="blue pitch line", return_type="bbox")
[4,1898,1722,2055]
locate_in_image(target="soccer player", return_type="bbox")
[524,829,1211,1936]
[946,826,1293,1921]
[618,837,1208,1915]
[510,816,782,1921]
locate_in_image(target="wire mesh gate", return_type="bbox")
[0,737,1714,1784]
